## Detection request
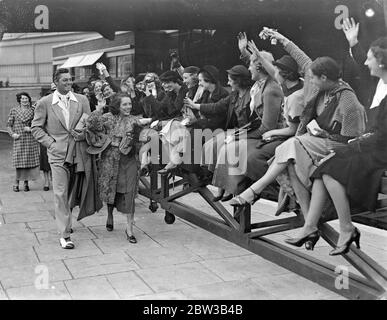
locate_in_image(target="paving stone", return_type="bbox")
[251,273,346,300]
[0,261,72,289]
[132,291,189,300]
[94,233,162,254]
[64,252,139,278]
[34,239,102,262]
[0,194,45,207]
[80,211,127,227]
[106,271,153,299]
[136,262,223,293]
[127,246,202,268]
[39,192,54,202]
[36,228,96,244]
[27,218,83,233]
[181,279,277,300]
[182,237,252,260]
[199,255,289,282]
[65,276,120,300]
[0,247,39,268]
[0,286,8,300]
[4,211,53,223]
[0,233,39,250]
[88,223,135,239]
[6,282,71,300]
[134,214,194,235]
[0,222,28,235]
[151,228,220,248]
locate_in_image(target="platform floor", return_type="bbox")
[1,133,386,300]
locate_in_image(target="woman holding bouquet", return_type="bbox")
[86,93,150,243]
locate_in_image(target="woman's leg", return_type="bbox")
[126,213,137,243]
[126,213,134,235]
[322,174,355,247]
[292,178,328,238]
[232,160,288,203]
[43,171,50,187]
[288,163,311,217]
[106,204,114,229]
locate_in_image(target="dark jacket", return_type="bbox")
[198,89,251,130]
[194,84,229,130]
[143,85,188,121]
[65,139,103,220]
[246,77,284,139]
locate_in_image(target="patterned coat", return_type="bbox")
[87,111,141,206]
[7,106,40,168]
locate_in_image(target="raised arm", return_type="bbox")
[247,40,279,83]
[260,28,312,74]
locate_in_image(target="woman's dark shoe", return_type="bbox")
[13,185,19,192]
[23,184,30,192]
[43,186,49,191]
[221,193,233,202]
[329,228,361,256]
[212,189,225,202]
[285,230,320,251]
[229,188,260,207]
[125,230,137,243]
[106,223,114,232]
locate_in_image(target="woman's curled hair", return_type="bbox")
[16,92,32,105]
[108,93,131,115]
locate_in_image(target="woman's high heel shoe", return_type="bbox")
[285,230,320,251]
[329,228,361,256]
[229,188,260,207]
[125,229,137,243]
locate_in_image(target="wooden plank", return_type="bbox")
[380,177,387,194]
[320,224,387,291]
[251,216,304,229]
[159,200,384,299]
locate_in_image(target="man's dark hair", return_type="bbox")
[53,68,71,83]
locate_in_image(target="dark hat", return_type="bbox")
[183,66,200,74]
[200,65,220,83]
[226,65,250,78]
[272,55,299,74]
[135,74,146,84]
[159,70,181,83]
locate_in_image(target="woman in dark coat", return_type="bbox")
[285,37,387,255]
[7,92,40,192]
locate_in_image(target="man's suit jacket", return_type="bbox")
[32,93,91,164]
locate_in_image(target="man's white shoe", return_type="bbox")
[59,237,75,249]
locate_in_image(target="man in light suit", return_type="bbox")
[32,68,91,249]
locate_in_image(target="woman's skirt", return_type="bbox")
[212,137,284,194]
[16,166,40,180]
[311,151,386,212]
[274,133,344,190]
